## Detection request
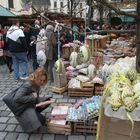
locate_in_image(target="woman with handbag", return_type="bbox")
[3,67,54,132]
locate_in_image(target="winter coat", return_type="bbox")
[46,25,57,60]
[6,26,28,53]
[12,81,42,132]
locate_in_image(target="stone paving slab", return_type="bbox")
[0,64,96,140]
[17,133,30,140]
[68,135,85,140]
[0,132,7,140]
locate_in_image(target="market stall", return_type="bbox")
[51,17,138,138]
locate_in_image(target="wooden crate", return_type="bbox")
[62,46,78,60]
[100,36,109,49]
[90,55,103,69]
[86,36,108,57]
[68,83,94,97]
[94,83,104,96]
[73,119,97,134]
[51,85,68,94]
[86,39,100,57]
[48,121,72,135]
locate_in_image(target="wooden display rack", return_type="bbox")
[73,119,97,134]
[48,121,72,135]
[68,82,94,97]
[51,85,68,94]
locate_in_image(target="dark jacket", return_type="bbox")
[30,25,40,39]
[8,37,28,52]
[12,81,41,132]
[6,26,28,53]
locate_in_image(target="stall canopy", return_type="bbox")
[0,5,16,17]
[120,16,135,23]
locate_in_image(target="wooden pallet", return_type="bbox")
[51,85,68,94]
[73,119,97,134]
[48,121,72,135]
[68,83,94,97]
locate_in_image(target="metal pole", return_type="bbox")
[85,8,87,44]
[57,25,60,59]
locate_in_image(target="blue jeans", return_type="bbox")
[11,52,28,80]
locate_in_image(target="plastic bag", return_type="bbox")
[37,50,46,67]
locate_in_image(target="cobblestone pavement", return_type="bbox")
[0,64,96,140]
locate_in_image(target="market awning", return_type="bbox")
[120,16,135,23]
[0,5,16,17]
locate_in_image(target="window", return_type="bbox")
[80,3,82,9]
[8,0,14,8]
[68,1,70,9]
[60,2,63,8]
[54,1,57,8]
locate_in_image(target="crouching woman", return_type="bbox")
[3,68,54,132]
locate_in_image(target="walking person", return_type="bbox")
[6,20,28,80]
[45,24,57,83]
[3,26,13,73]
[30,36,39,70]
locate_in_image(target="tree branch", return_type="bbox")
[94,0,137,19]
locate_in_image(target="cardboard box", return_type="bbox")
[99,111,140,140]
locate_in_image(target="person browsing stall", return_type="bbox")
[3,68,54,132]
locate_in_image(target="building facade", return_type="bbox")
[0,0,32,15]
